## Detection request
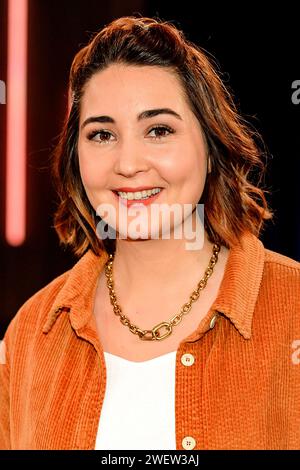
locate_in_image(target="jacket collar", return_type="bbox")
[42,249,109,334]
[210,231,265,339]
[43,231,265,340]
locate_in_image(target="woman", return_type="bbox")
[0,15,299,451]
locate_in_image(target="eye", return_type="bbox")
[86,125,175,144]
[148,125,174,139]
[87,129,115,144]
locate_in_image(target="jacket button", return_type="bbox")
[181,353,195,366]
[209,313,218,329]
[182,436,196,450]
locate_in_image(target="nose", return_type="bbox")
[113,138,149,177]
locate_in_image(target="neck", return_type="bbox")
[110,214,218,297]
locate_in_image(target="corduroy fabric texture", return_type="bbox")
[0,231,299,449]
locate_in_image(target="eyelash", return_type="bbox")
[86,125,175,144]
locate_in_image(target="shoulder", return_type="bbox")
[2,267,72,349]
[264,246,300,271]
[263,247,300,286]
[22,269,72,314]
[2,248,107,348]
[260,246,300,314]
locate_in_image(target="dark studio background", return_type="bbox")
[0,1,299,337]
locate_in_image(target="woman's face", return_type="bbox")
[78,63,208,240]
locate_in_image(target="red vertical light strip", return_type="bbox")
[5,0,28,246]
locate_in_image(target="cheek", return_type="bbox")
[158,142,206,184]
[78,143,107,190]
[165,141,207,205]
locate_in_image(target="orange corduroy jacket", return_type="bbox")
[0,231,300,450]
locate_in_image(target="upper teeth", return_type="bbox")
[117,188,162,200]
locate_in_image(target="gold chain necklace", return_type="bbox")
[104,242,221,341]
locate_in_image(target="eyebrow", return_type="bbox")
[80,108,183,130]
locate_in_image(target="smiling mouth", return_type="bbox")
[112,189,163,206]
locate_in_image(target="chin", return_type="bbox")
[116,224,161,241]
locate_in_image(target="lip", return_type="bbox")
[113,186,163,192]
[112,189,163,207]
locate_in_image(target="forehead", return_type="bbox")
[80,64,189,115]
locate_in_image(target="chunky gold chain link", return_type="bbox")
[104,242,221,341]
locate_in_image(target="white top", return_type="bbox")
[95,350,177,450]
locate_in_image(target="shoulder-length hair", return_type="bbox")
[52,15,274,257]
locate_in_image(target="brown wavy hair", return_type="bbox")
[51,15,274,257]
